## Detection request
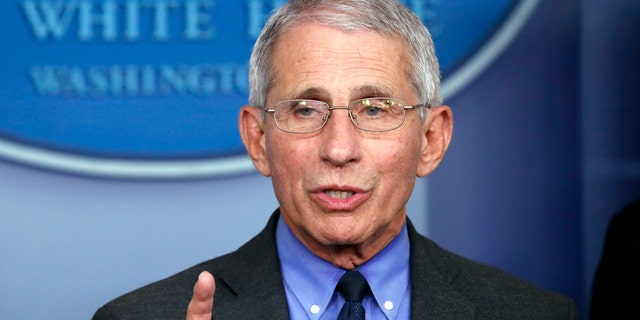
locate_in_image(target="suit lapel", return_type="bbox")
[212,211,290,319]
[209,213,477,319]
[408,219,476,320]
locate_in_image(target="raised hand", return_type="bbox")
[186,271,215,320]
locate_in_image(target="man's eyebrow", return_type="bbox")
[290,87,329,100]
[353,85,394,98]
[286,85,394,101]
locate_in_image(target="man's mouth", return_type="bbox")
[324,190,355,199]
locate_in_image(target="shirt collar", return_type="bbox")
[276,215,410,319]
[358,223,410,319]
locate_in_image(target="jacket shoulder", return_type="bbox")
[92,255,234,320]
[408,223,579,320]
[92,212,286,320]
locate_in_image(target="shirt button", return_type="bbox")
[384,300,394,311]
[310,305,321,314]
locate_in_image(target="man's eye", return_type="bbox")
[294,106,317,117]
[364,106,382,116]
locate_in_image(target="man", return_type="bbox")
[93,0,579,319]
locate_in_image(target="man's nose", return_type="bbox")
[318,108,361,166]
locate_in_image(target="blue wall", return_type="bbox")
[429,0,583,308]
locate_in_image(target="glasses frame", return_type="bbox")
[264,97,428,134]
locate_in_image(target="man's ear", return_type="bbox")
[238,106,271,177]
[417,105,453,177]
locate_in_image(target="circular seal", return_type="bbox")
[0,0,538,179]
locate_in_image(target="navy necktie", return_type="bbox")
[336,270,371,320]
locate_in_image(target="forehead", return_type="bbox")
[269,22,414,102]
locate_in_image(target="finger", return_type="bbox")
[186,271,215,320]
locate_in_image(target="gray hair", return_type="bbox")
[248,0,441,113]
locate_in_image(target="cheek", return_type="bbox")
[379,148,422,197]
[370,136,421,172]
[266,136,309,190]
[376,137,421,205]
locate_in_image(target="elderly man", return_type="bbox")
[93,1,579,319]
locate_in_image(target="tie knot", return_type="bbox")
[336,270,371,302]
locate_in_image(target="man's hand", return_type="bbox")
[186,271,215,320]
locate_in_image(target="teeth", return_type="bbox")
[324,190,354,199]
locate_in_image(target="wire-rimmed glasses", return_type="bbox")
[264,97,427,134]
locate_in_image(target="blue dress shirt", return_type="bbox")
[276,216,411,319]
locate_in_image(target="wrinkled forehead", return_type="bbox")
[267,23,414,103]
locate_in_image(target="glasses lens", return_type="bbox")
[274,100,328,133]
[349,98,405,132]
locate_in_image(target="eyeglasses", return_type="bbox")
[264,97,427,134]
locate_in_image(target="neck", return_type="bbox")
[295,217,405,270]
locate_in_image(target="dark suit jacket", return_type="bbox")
[93,210,578,319]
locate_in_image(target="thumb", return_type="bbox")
[186,271,215,320]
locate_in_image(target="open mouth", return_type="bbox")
[324,190,355,199]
